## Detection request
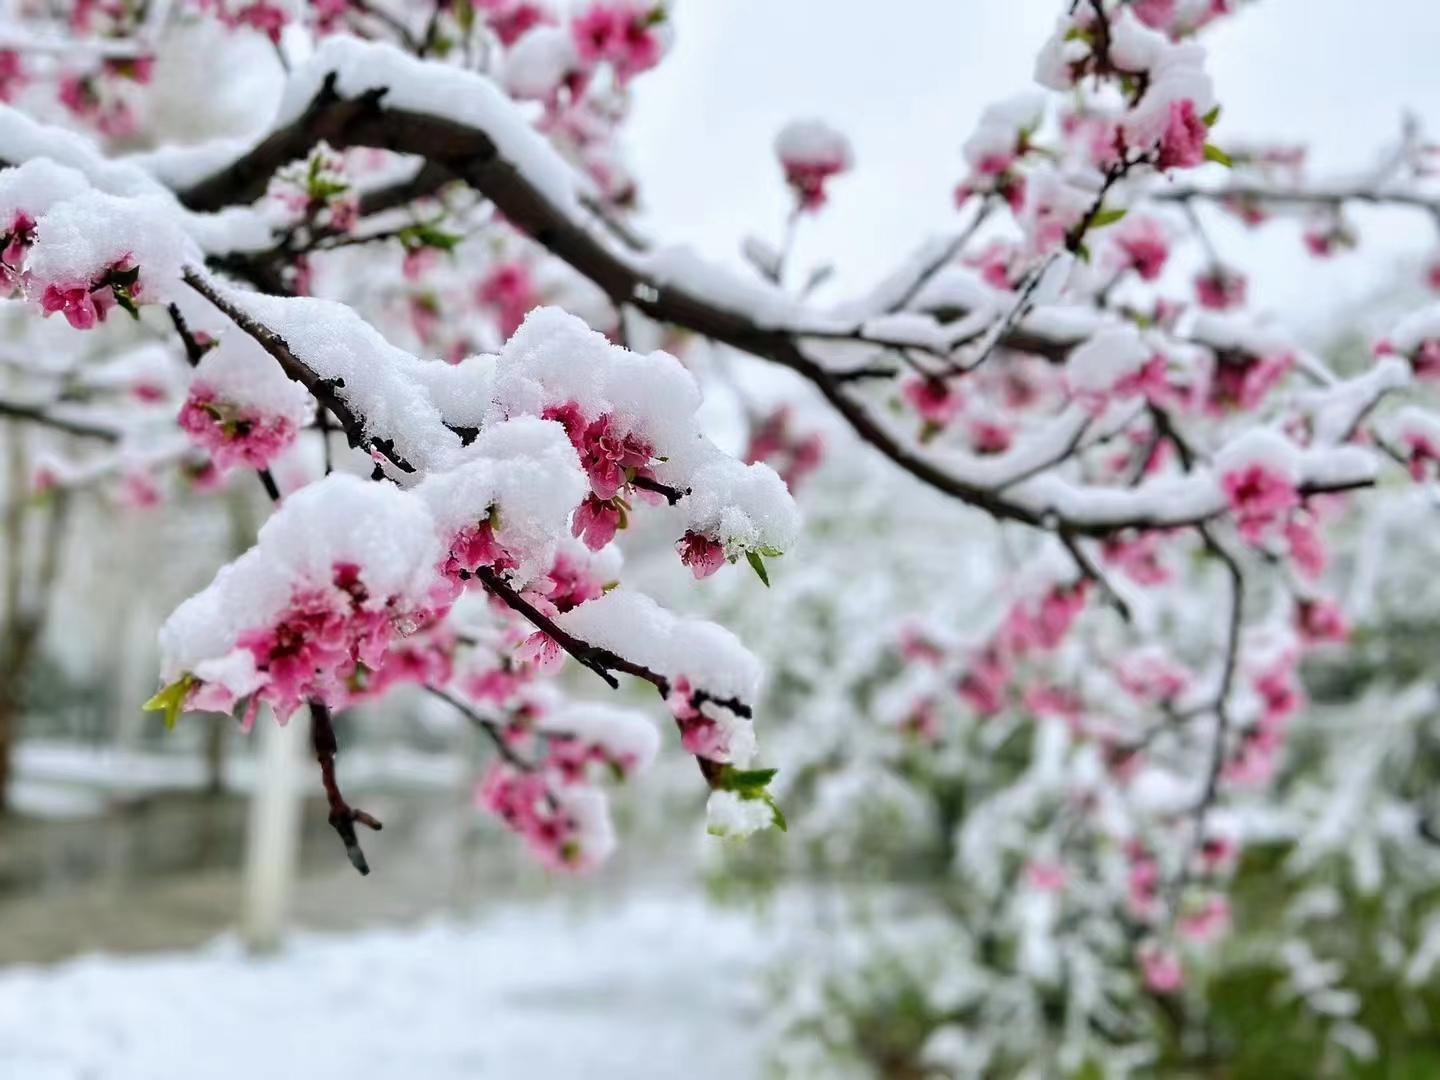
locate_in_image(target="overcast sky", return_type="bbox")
[624,1,1440,335]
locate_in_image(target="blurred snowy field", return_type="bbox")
[0,892,774,1080]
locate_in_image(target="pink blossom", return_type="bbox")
[901,699,940,742]
[476,762,610,872]
[40,284,101,330]
[177,384,300,473]
[539,552,605,613]
[745,407,825,492]
[572,494,623,550]
[969,418,1014,456]
[1114,216,1170,282]
[1034,583,1089,649]
[1220,463,1300,544]
[1117,651,1191,705]
[775,123,853,213]
[484,1,552,47]
[1207,351,1291,413]
[1283,517,1327,579]
[465,663,528,705]
[571,2,668,82]
[224,562,424,722]
[958,649,1009,717]
[898,627,946,666]
[676,531,726,580]
[900,376,963,432]
[1224,726,1282,786]
[1195,267,1248,311]
[2,211,35,285]
[1408,339,1440,382]
[1253,654,1303,727]
[1102,530,1171,586]
[1138,943,1185,994]
[1200,835,1240,873]
[1132,0,1176,30]
[1024,684,1083,725]
[1112,355,1174,405]
[1402,428,1440,481]
[442,519,516,581]
[0,50,22,102]
[402,247,440,282]
[1222,194,1269,227]
[1178,896,1232,944]
[478,262,538,339]
[1128,858,1161,920]
[233,2,289,42]
[516,631,565,673]
[1296,597,1348,645]
[1156,100,1209,171]
[965,240,1018,291]
[119,471,162,510]
[310,0,352,33]
[578,413,654,500]
[1025,860,1069,892]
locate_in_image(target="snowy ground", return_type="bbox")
[0,892,777,1080]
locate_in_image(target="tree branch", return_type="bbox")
[182,266,416,474]
[309,700,382,875]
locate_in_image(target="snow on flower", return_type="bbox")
[1216,429,1302,544]
[961,93,1044,177]
[176,334,313,474]
[25,189,193,322]
[1066,324,1158,405]
[1384,406,1440,481]
[157,474,450,723]
[706,789,778,839]
[774,120,853,213]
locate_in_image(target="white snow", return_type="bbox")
[773,119,852,169]
[0,893,774,1080]
[278,37,593,218]
[28,189,198,299]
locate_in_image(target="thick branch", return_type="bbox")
[171,79,1390,537]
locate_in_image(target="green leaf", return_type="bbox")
[399,223,462,252]
[143,674,194,730]
[745,550,771,587]
[112,285,140,320]
[722,767,780,792]
[765,794,788,833]
[1203,143,1234,167]
[1201,105,1221,128]
[756,545,785,558]
[1089,206,1127,229]
[1075,242,1092,264]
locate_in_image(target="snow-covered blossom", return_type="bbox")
[177,336,313,474]
[1216,430,1302,544]
[774,120,853,213]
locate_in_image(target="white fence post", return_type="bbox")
[241,708,307,954]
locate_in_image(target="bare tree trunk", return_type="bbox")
[0,687,16,814]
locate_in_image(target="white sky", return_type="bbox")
[625,1,1440,334]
